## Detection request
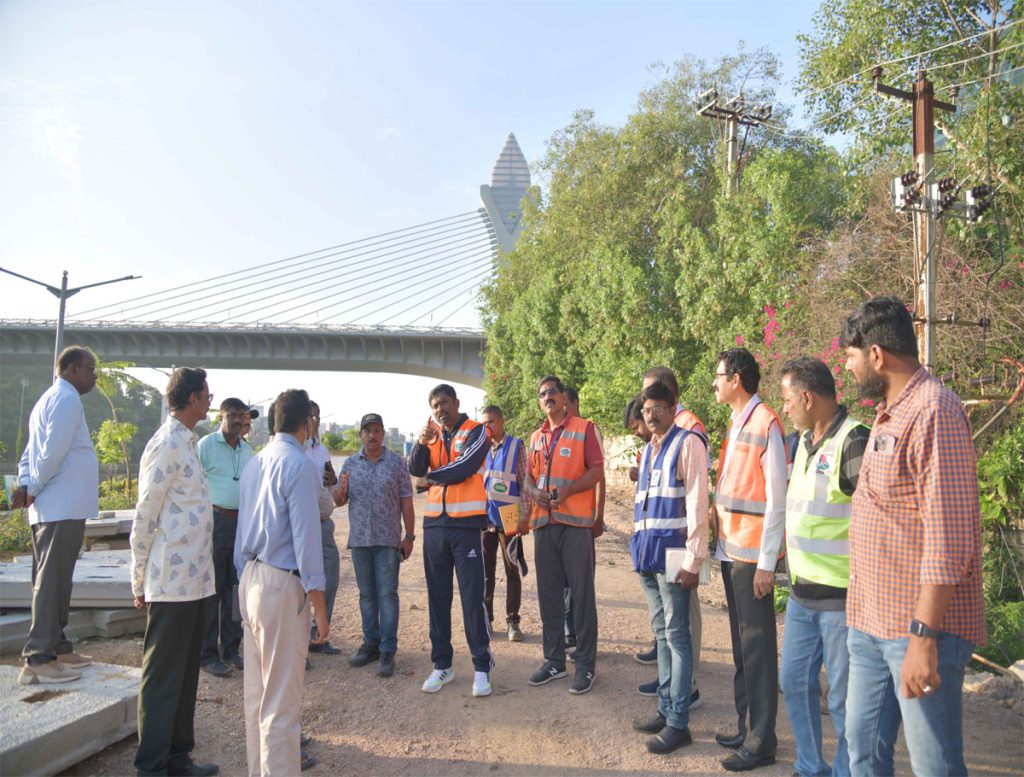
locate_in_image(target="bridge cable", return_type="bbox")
[163,226,495,323]
[289,249,495,326]
[407,265,497,327]
[209,237,496,325]
[76,210,485,318]
[369,262,495,327]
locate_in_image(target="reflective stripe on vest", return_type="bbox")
[424,418,488,519]
[715,401,785,564]
[630,425,697,573]
[528,415,596,529]
[485,436,522,527]
[785,415,865,588]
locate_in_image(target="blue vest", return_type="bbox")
[484,436,523,530]
[630,425,703,573]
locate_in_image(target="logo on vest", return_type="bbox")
[454,441,465,453]
[493,481,509,494]
[559,447,571,458]
[815,453,834,476]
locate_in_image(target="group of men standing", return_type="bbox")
[9,294,987,777]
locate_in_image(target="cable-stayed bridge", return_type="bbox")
[0,135,531,387]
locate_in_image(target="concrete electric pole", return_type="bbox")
[696,89,772,197]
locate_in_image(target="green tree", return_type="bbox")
[320,431,344,451]
[93,359,143,498]
[94,418,139,474]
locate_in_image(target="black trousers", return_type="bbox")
[482,529,521,624]
[135,599,205,776]
[23,519,85,664]
[535,523,597,671]
[201,510,242,663]
[721,560,778,757]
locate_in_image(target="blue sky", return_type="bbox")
[0,0,822,433]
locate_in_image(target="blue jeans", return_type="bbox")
[639,571,693,730]
[350,546,401,653]
[780,596,850,777]
[846,627,973,776]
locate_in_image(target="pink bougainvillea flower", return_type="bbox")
[735,334,744,346]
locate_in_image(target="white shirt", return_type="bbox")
[17,378,99,525]
[130,415,216,602]
[715,394,787,571]
[653,430,710,574]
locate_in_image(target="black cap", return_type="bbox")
[359,413,384,430]
[248,408,260,419]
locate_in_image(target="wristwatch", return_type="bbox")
[404,533,416,542]
[909,618,940,639]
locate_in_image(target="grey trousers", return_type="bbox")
[310,518,340,640]
[535,523,597,670]
[23,519,85,665]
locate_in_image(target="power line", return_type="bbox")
[805,17,1023,100]
[76,210,484,317]
[944,63,1024,91]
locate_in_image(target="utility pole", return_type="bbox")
[0,268,140,375]
[874,68,955,371]
[696,89,772,197]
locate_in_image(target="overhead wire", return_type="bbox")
[76,210,485,318]
[804,17,1023,100]
[176,225,494,323]
[944,63,1024,91]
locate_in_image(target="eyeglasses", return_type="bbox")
[714,372,730,379]
[641,405,671,417]
[538,388,560,398]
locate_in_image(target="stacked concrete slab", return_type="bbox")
[0,662,139,776]
[0,549,144,654]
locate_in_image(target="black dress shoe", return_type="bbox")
[200,660,233,678]
[646,725,693,754]
[300,733,313,748]
[631,713,666,733]
[300,751,317,771]
[226,654,243,671]
[309,641,342,655]
[721,747,776,772]
[168,762,219,776]
[715,731,746,749]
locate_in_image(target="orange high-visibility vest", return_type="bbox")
[715,401,784,564]
[674,408,705,435]
[528,415,596,529]
[424,418,489,519]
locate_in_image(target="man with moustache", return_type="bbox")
[629,380,709,754]
[637,367,707,710]
[840,297,984,776]
[197,398,255,676]
[712,348,786,772]
[132,367,218,776]
[778,357,868,777]
[408,384,493,697]
[522,376,604,695]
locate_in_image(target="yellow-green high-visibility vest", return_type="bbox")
[785,415,866,589]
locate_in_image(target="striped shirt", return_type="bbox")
[847,368,986,645]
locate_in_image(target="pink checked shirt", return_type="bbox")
[847,368,986,645]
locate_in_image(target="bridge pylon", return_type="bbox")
[479,132,531,254]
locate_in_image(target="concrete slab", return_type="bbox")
[0,550,133,609]
[92,608,147,638]
[0,611,98,655]
[0,662,139,776]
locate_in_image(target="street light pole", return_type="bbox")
[0,267,140,374]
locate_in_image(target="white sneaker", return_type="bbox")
[472,671,492,697]
[18,662,82,685]
[421,667,455,693]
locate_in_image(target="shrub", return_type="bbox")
[0,511,32,556]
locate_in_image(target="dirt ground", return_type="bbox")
[38,486,1024,776]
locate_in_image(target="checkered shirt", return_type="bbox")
[847,368,986,645]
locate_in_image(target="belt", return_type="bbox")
[214,506,239,518]
[254,558,300,578]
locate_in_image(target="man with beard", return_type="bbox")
[840,297,984,776]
